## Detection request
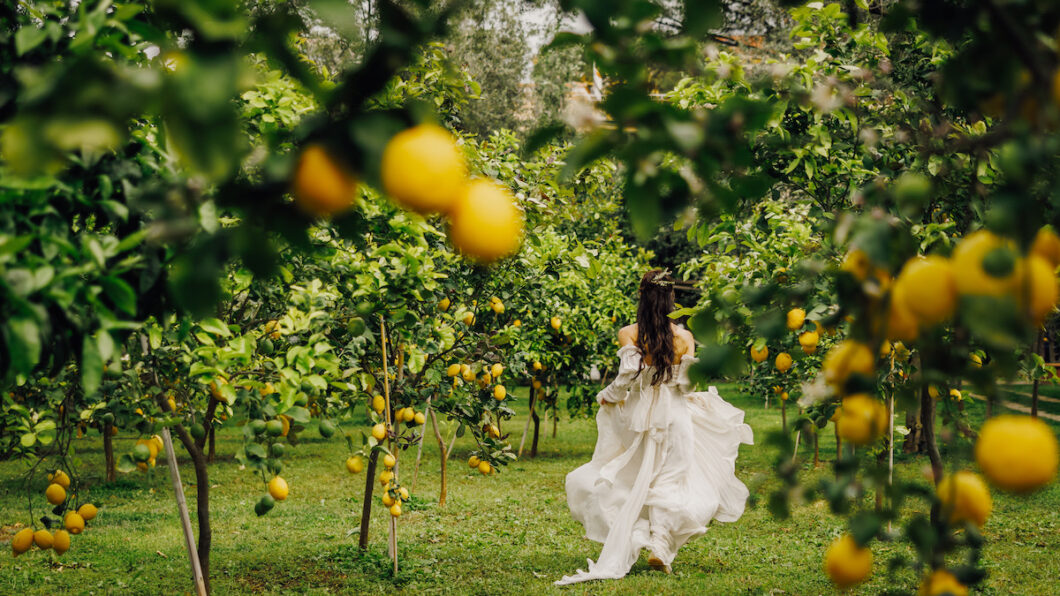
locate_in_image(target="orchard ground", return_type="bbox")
[2,385,1058,595]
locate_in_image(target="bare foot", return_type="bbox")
[647,555,671,574]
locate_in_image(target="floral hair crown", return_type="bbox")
[648,269,674,287]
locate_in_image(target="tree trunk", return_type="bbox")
[781,399,787,433]
[902,407,921,454]
[813,428,820,468]
[359,449,379,549]
[207,426,216,462]
[429,409,448,507]
[531,402,541,458]
[103,422,116,482]
[552,408,558,439]
[920,384,943,485]
[1032,377,1040,418]
[167,423,211,595]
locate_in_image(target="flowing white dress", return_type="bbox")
[555,345,754,585]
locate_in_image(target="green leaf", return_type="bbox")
[20,432,37,448]
[6,316,41,373]
[15,26,47,56]
[81,335,104,396]
[100,276,137,316]
[199,318,232,337]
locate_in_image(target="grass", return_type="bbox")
[1,384,1058,595]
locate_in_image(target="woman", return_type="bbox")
[555,269,753,585]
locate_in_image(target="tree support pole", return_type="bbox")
[161,428,207,596]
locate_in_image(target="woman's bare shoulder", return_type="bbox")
[618,324,638,347]
[673,326,695,356]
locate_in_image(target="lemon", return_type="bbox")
[381,124,466,214]
[798,331,819,348]
[494,385,507,401]
[478,460,492,475]
[823,341,875,393]
[802,344,817,355]
[841,249,871,281]
[379,470,394,486]
[775,352,793,374]
[438,297,451,312]
[11,528,33,556]
[824,534,872,589]
[878,342,892,358]
[382,493,395,507]
[781,391,789,401]
[949,388,962,401]
[786,308,806,331]
[52,530,71,555]
[532,361,543,371]
[550,316,562,330]
[77,503,98,522]
[447,179,524,262]
[371,423,387,441]
[382,453,397,469]
[291,144,359,217]
[513,319,522,327]
[268,476,289,501]
[50,469,71,489]
[975,415,1058,492]
[750,344,769,363]
[346,456,364,474]
[928,385,940,399]
[468,455,480,469]
[491,363,504,378]
[64,512,85,535]
[371,394,386,413]
[414,412,426,425]
[487,424,500,439]
[492,301,505,314]
[463,312,475,326]
[45,483,66,505]
[446,364,461,377]
[1022,254,1059,324]
[398,487,409,501]
[389,503,402,517]
[532,379,542,389]
[951,230,1021,296]
[937,471,992,527]
[1031,227,1060,267]
[969,353,983,368]
[918,569,968,596]
[33,529,53,550]
[836,394,889,445]
[894,256,957,326]
[264,319,282,340]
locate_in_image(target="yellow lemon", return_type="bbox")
[462,312,475,326]
[1022,254,1059,324]
[414,412,426,425]
[513,319,522,327]
[371,394,385,413]
[448,179,523,262]
[949,388,962,401]
[975,415,1058,492]
[268,476,289,501]
[894,256,957,326]
[52,530,70,555]
[550,316,562,330]
[836,394,889,445]
[346,456,364,474]
[291,144,359,217]
[970,353,983,368]
[824,534,872,589]
[775,352,793,374]
[379,470,394,486]
[478,460,492,475]
[786,308,806,331]
[928,385,940,400]
[468,455,480,469]
[389,503,402,517]
[381,493,395,507]
[371,423,387,441]
[951,230,1021,297]
[11,528,33,556]
[937,471,992,527]
[798,331,819,348]
[33,529,53,550]
[823,341,875,393]
[918,569,968,596]
[398,487,409,501]
[50,469,71,489]
[446,364,461,377]
[494,385,507,401]
[491,363,504,378]
[532,379,542,389]
[77,503,98,522]
[382,453,397,469]
[381,124,466,214]
[45,483,66,505]
[64,512,85,535]
[491,301,504,314]
[750,343,769,363]
[781,391,789,401]
[841,249,871,281]
[1031,226,1060,267]
[438,297,451,312]
[886,287,920,342]
[532,361,543,371]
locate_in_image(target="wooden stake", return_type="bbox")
[379,317,397,575]
[887,391,895,533]
[411,393,432,493]
[161,428,207,596]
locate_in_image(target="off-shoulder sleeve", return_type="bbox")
[596,346,642,404]
[677,355,697,394]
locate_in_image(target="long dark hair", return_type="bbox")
[635,269,676,385]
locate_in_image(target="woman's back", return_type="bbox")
[618,323,694,366]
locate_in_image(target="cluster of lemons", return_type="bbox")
[253,475,289,517]
[131,434,165,471]
[446,361,507,403]
[12,470,97,557]
[377,452,410,518]
[821,228,1060,592]
[291,124,524,262]
[749,307,823,402]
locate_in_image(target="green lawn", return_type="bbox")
[1,385,1058,595]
